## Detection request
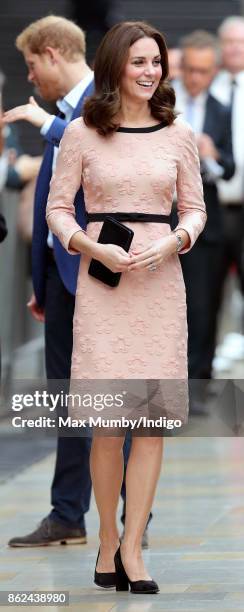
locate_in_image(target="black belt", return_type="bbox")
[86,212,171,224]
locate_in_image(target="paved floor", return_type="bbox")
[1,280,243,611]
[1,436,244,612]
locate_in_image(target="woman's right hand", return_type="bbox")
[94,243,131,273]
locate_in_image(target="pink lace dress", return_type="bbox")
[46,118,206,423]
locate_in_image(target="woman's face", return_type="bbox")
[120,37,162,103]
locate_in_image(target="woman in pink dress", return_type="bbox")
[46,21,206,595]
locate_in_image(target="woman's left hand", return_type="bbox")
[128,235,176,272]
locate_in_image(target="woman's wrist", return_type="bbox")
[157,230,190,257]
[160,234,179,256]
[171,229,190,252]
[173,233,184,253]
[69,230,98,258]
[91,242,104,260]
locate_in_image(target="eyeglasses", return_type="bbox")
[183,66,213,75]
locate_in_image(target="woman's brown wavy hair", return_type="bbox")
[83,21,177,136]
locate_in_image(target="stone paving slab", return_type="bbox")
[1,438,244,612]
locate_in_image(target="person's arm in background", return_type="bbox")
[3,96,51,129]
[3,95,68,146]
[3,97,58,189]
[3,96,68,185]
[12,155,42,184]
[41,115,68,146]
[3,98,52,322]
[197,103,235,183]
[210,104,235,181]
[3,97,68,322]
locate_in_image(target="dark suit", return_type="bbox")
[174,93,235,381]
[31,82,94,528]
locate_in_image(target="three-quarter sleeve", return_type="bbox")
[46,120,85,254]
[175,123,207,253]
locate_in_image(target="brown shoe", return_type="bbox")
[8,516,87,547]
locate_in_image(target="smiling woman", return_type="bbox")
[83,20,176,135]
[119,37,162,111]
[46,19,206,596]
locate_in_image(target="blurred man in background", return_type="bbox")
[3,15,94,548]
[168,47,182,81]
[210,16,244,365]
[173,30,235,410]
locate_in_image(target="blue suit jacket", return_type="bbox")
[32,80,94,307]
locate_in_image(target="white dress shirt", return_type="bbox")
[172,80,223,191]
[211,70,244,204]
[173,79,207,133]
[41,71,93,247]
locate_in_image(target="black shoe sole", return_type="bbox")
[131,588,159,594]
[8,536,87,547]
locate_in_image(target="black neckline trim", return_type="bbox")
[117,122,166,133]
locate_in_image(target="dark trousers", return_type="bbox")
[181,240,222,379]
[44,254,130,528]
[180,205,244,381]
[213,205,244,301]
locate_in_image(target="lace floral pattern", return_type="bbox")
[46,117,206,422]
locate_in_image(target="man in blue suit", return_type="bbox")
[4,15,96,547]
[4,15,151,549]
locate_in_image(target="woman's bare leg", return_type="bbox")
[121,436,163,580]
[90,434,125,572]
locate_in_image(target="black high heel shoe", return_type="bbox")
[114,546,159,594]
[94,548,116,588]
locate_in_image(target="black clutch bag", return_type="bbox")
[88,216,134,287]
